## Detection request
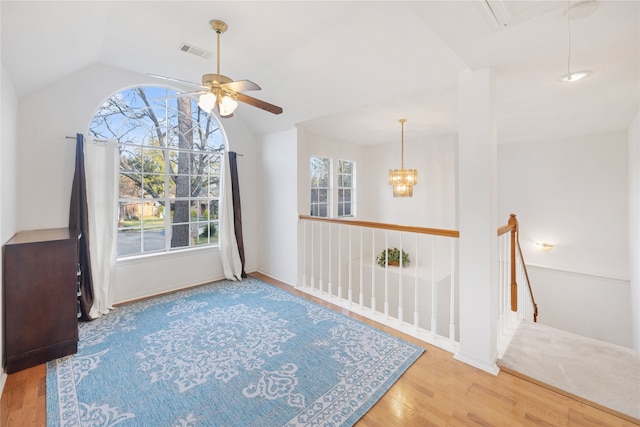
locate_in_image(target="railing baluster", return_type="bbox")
[319,223,323,294]
[338,224,342,301]
[310,221,315,291]
[371,230,376,314]
[431,235,437,338]
[398,233,404,326]
[414,233,419,333]
[449,237,456,343]
[359,227,364,309]
[327,222,332,297]
[498,233,505,334]
[301,220,306,289]
[384,231,389,320]
[348,226,353,305]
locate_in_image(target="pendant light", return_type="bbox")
[388,119,418,197]
[557,0,592,82]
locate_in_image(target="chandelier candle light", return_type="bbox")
[388,119,418,197]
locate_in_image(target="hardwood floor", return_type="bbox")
[1,272,637,426]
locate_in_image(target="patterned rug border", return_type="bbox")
[47,276,425,426]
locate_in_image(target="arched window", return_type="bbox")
[90,86,225,257]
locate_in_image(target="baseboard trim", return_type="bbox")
[0,371,6,401]
[453,352,499,375]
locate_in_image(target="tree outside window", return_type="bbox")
[338,160,354,217]
[90,86,225,257]
[310,157,330,217]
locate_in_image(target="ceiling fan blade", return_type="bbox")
[222,79,261,92]
[236,92,283,115]
[147,73,208,89]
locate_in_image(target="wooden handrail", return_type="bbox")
[299,215,460,238]
[497,214,538,322]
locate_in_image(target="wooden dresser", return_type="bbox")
[3,228,79,374]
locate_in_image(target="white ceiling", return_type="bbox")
[1,1,638,146]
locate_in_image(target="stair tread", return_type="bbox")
[498,320,640,422]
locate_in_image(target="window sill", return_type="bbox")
[117,245,220,266]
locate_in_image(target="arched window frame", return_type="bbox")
[89,85,226,258]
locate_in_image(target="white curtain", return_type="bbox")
[85,137,119,318]
[219,152,243,280]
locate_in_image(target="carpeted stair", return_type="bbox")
[498,320,640,424]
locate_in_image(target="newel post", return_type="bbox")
[508,214,518,312]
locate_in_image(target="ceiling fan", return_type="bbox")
[149,19,283,118]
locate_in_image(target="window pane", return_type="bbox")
[319,189,328,203]
[338,160,354,218]
[117,229,141,257]
[143,227,165,253]
[142,173,165,198]
[143,149,165,172]
[120,174,141,198]
[311,189,318,203]
[342,161,352,174]
[319,169,329,187]
[318,204,328,218]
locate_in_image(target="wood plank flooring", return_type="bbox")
[1,272,637,426]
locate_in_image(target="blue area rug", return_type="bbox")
[47,277,424,426]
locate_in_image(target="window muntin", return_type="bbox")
[310,157,330,217]
[90,86,224,257]
[337,160,354,217]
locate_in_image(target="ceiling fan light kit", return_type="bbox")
[150,19,282,118]
[388,119,418,198]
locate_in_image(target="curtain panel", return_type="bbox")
[229,152,247,278]
[85,137,119,318]
[219,151,243,280]
[69,133,94,321]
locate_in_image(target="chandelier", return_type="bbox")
[388,118,418,197]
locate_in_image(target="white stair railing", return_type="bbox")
[299,215,460,353]
[497,213,538,357]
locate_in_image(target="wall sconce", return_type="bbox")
[536,242,555,251]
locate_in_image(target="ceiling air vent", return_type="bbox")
[476,1,567,32]
[179,43,212,59]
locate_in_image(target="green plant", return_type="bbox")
[200,223,217,239]
[376,247,410,267]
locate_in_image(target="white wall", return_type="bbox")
[15,63,259,304]
[498,132,631,347]
[628,111,640,350]
[0,62,19,393]
[257,128,298,285]
[369,134,457,229]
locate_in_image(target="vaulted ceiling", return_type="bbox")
[2,1,638,145]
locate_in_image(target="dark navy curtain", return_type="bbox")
[229,151,247,278]
[69,133,94,321]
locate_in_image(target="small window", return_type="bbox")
[337,160,354,217]
[310,157,330,217]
